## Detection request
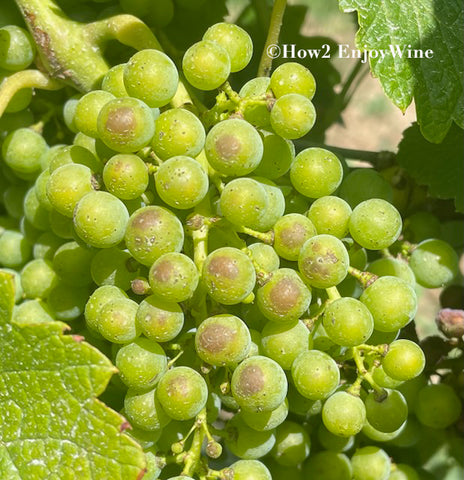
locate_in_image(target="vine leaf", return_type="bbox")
[0,272,146,479]
[339,0,464,143]
[397,123,464,212]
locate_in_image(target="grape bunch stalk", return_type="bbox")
[0,1,463,479]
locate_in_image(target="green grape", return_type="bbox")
[2,127,48,175]
[361,276,417,332]
[23,187,50,230]
[97,97,155,153]
[322,391,366,437]
[0,267,23,303]
[225,415,276,459]
[48,209,74,239]
[389,417,421,448]
[247,243,280,273]
[74,90,115,138]
[155,156,208,209]
[19,217,40,243]
[51,241,94,286]
[366,329,399,346]
[20,258,58,299]
[291,350,339,400]
[136,295,184,343]
[270,93,316,140]
[251,178,285,231]
[48,144,102,173]
[116,338,167,389]
[272,420,310,466]
[202,247,256,305]
[124,388,171,432]
[367,257,415,286]
[303,451,353,480]
[220,178,268,229]
[195,314,250,366]
[351,446,391,480]
[182,40,230,90]
[270,62,316,99]
[90,247,138,290]
[317,424,354,452]
[339,169,393,208]
[409,239,459,288]
[143,447,164,480]
[239,77,271,128]
[84,285,127,333]
[63,97,79,133]
[290,148,343,199]
[388,464,420,480]
[286,381,322,417]
[349,199,402,250]
[97,296,140,343]
[231,355,287,412]
[307,196,352,238]
[125,206,184,266]
[152,108,205,160]
[257,268,311,323]
[0,25,35,71]
[46,163,95,217]
[148,252,199,302]
[230,459,271,480]
[205,118,263,176]
[322,297,374,347]
[203,23,252,72]
[101,64,128,97]
[371,365,403,389]
[3,184,27,219]
[404,211,441,243]
[47,283,89,321]
[13,299,54,325]
[102,154,149,200]
[397,374,427,412]
[0,230,31,268]
[261,320,309,369]
[253,133,295,179]
[416,383,462,429]
[156,366,208,420]
[35,170,53,211]
[124,49,178,108]
[248,329,262,357]
[273,213,317,261]
[362,419,404,443]
[298,234,349,288]
[240,399,288,431]
[365,389,408,433]
[382,339,425,381]
[266,459,304,480]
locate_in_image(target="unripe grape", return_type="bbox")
[270,62,316,99]
[382,339,425,381]
[270,94,316,139]
[322,391,366,437]
[273,213,317,261]
[351,446,391,480]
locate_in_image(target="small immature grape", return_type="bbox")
[155,156,209,209]
[124,388,171,432]
[382,339,425,381]
[290,148,343,198]
[205,118,263,176]
[317,424,354,452]
[270,93,316,139]
[182,40,231,90]
[230,459,271,480]
[349,199,402,250]
[136,295,184,343]
[367,257,416,286]
[362,420,403,443]
[125,206,184,266]
[231,355,287,412]
[203,23,253,72]
[74,90,115,138]
[247,243,280,273]
[273,213,317,261]
[48,209,74,240]
[350,446,391,480]
[307,196,352,238]
[195,314,251,366]
[97,296,140,343]
[371,365,403,389]
[257,268,311,323]
[84,285,127,333]
[270,62,316,99]
[409,239,459,288]
[360,276,417,332]
[365,389,408,433]
[303,451,352,480]
[322,391,366,437]
[73,191,129,248]
[322,297,374,347]
[116,337,167,389]
[253,133,295,179]
[298,234,350,288]
[48,144,101,173]
[252,179,285,232]
[152,108,205,160]
[388,465,420,480]
[23,187,50,230]
[202,247,256,305]
[124,49,178,107]
[12,299,54,325]
[272,421,310,466]
[240,399,288,432]
[0,26,35,71]
[415,384,462,429]
[90,247,138,290]
[156,366,208,420]
[0,230,31,269]
[47,283,89,321]
[101,64,128,97]
[103,154,149,200]
[97,97,155,153]
[20,258,58,299]
[52,241,94,286]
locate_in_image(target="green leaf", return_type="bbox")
[0,272,146,480]
[397,123,464,212]
[339,0,464,143]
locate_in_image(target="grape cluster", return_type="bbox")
[0,8,463,480]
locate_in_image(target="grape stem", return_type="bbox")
[235,225,274,244]
[257,0,288,77]
[167,350,184,369]
[326,286,342,302]
[350,346,387,400]
[347,266,378,289]
[181,408,208,476]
